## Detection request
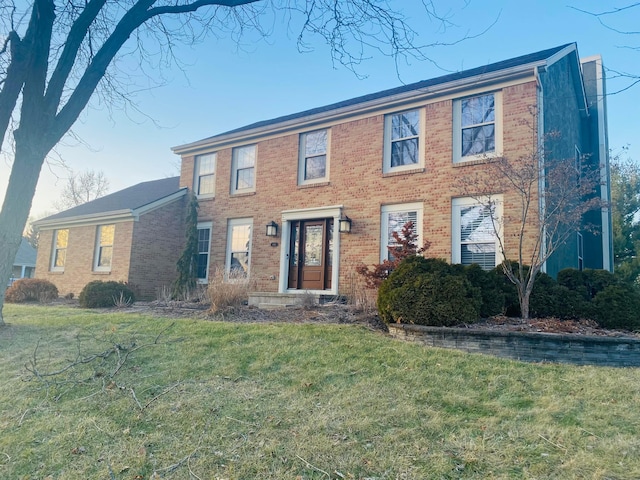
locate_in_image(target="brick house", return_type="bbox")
[34,177,187,299]
[172,43,611,305]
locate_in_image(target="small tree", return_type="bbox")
[171,193,199,299]
[462,134,603,320]
[356,221,430,289]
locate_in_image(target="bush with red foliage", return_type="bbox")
[356,221,430,289]
[5,278,59,303]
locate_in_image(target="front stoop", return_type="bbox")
[248,292,320,310]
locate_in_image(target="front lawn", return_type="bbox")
[1,304,639,479]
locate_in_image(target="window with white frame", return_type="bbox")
[226,219,252,279]
[196,223,212,282]
[380,203,424,261]
[452,196,503,270]
[453,91,502,162]
[231,145,256,194]
[575,145,582,187]
[50,229,68,271]
[577,232,584,271]
[194,153,216,196]
[94,224,115,271]
[383,109,422,173]
[299,129,329,184]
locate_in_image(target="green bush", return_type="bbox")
[5,278,58,303]
[78,281,136,308]
[378,256,481,326]
[464,264,504,318]
[591,284,640,330]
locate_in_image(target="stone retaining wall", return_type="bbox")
[387,324,640,367]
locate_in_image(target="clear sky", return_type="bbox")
[2,0,639,220]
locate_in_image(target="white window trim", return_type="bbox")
[278,205,343,296]
[230,145,257,195]
[453,91,503,163]
[50,229,68,272]
[93,224,115,272]
[197,222,212,284]
[194,153,216,198]
[577,232,584,271]
[380,202,424,262]
[451,196,504,268]
[298,129,330,185]
[225,218,253,280]
[383,108,425,174]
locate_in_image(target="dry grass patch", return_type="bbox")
[1,304,640,479]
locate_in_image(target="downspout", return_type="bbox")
[535,66,547,273]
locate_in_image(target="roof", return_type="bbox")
[36,176,185,226]
[14,238,36,267]
[174,43,575,153]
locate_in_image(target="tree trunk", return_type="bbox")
[519,287,531,321]
[0,141,47,325]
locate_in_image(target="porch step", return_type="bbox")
[249,292,320,309]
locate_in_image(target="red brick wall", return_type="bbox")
[179,81,540,295]
[36,221,133,297]
[128,196,187,299]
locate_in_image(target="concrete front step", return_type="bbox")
[248,292,320,309]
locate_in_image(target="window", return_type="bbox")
[577,232,584,271]
[94,224,115,271]
[453,92,502,162]
[50,229,68,271]
[226,219,252,279]
[380,203,424,261]
[194,153,216,196]
[575,146,582,187]
[299,129,329,184]
[452,196,503,270]
[384,109,423,173]
[196,223,212,282]
[231,145,256,194]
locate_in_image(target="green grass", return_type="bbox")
[1,304,640,479]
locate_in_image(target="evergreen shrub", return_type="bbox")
[79,281,135,308]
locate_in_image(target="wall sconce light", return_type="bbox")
[338,215,352,233]
[266,220,279,237]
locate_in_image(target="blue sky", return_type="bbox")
[2,1,639,219]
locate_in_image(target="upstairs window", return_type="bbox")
[94,224,115,272]
[231,145,256,194]
[384,109,423,173]
[51,229,68,272]
[195,153,216,197]
[299,129,329,184]
[453,92,502,162]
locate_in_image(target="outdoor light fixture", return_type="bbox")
[338,216,352,233]
[266,221,279,237]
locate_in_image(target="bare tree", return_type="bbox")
[0,0,483,324]
[53,169,110,211]
[461,133,603,320]
[571,3,640,94]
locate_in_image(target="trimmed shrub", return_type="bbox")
[79,281,135,308]
[464,264,504,318]
[591,284,640,330]
[5,278,58,303]
[378,256,481,326]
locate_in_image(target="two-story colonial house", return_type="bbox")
[173,43,611,306]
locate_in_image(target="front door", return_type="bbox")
[288,219,333,290]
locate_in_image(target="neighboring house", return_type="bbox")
[10,238,37,285]
[34,177,187,299]
[171,43,611,304]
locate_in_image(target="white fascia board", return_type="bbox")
[35,210,135,230]
[131,188,187,219]
[172,64,543,156]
